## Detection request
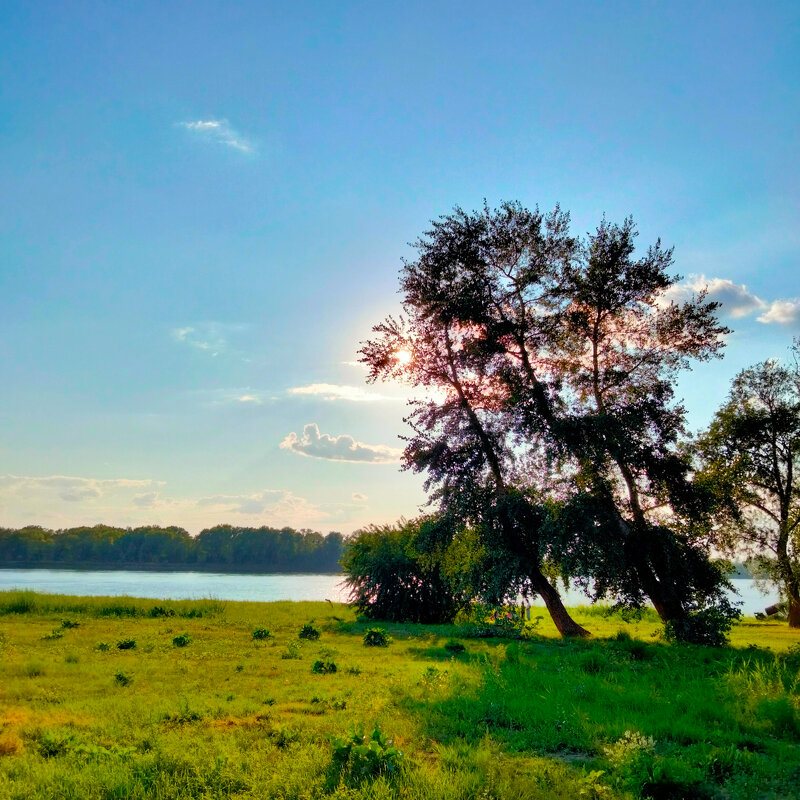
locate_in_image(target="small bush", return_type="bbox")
[116,639,136,650]
[114,672,132,687]
[311,660,337,674]
[363,627,391,647]
[23,661,44,678]
[148,606,175,618]
[444,639,466,654]
[281,641,302,660]
[64,653,79,664]
[60,619,80,629]
[95,642,110,652]
[299,623,320,641]
[251,627,271,640]
[662,599,741,647]
[172,632,192,648]
[42,629,63,641]
[36,729,74,758]
[330,724,404,785]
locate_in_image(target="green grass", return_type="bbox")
[0,592,798,799]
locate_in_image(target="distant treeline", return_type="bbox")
[0,524,344,573]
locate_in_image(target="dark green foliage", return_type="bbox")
[42,629,63,640]
[251,627,271,640]
[116,638,136,650]
[114,671,132,687]
[59,619,79,629]
[0,523,344,572]
[172,632,192,647]
[695,357,800,628]
[298,623,320,640]
[329,724,404,785]
[362,627,391,647]
[311,659,337,674]
[341,517,469,624]
[662,598,741,647]
[148,605,176,618]
[444,639,466,654]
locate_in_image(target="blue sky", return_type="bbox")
[1,1,798,533]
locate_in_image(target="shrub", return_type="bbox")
[42,629,63,641]
[330,724,404,785]
[172,632,192,647]
[341,517,469,623]
[299,624,320,641]
[662,598,741,646]
[444,639,466,654]
[363,627,391,647]
[60,619,79,629]
[116,638,136,650]
[455,603,529,639]
[148,605,175,618]
[281,641,302,660]
[114,672,132,687]
[95,642,110,652]
[311,660,337,674]
[251,627,271,640]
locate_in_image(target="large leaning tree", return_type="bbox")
[696,357,800,627]
[361,201,734,638]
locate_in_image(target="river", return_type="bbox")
[0,568,780,616]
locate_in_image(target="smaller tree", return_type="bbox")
[340,517,470,623]
[696,358,800,627]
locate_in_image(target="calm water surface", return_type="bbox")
[0,569,780,616]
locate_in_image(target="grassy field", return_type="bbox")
[0,591,798,799]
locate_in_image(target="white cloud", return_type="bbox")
[0,475,161,498]
[172,322,250,357]
[288,383,393,403]
[280,423,403,463]
[659,275,766,318]
[757,300,800,326]
[178,119,254,153]
[196,489,329,521]
[0,475,377,534]
[132,492,160,508]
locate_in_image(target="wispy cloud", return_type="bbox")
[196,489,329,520]
[280,423,402,463]
[172,322,250,357]
[178,119,254,153]
[0,475,163,504]
[288,383,394,403]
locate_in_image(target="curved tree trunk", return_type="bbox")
[529,568,591,637]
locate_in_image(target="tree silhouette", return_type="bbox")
[361,202,732,637]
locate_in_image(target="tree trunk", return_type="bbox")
[529,569,591,638]
[788,597,800,628]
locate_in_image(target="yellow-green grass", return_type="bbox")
[0,591,798,799]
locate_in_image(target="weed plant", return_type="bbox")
[0,592,798,799]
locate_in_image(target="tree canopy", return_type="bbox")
[697,356,800,627]
[361,201,735,639]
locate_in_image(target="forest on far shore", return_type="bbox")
[0,524,344,573]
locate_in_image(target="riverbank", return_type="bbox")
[0,592,798,799]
